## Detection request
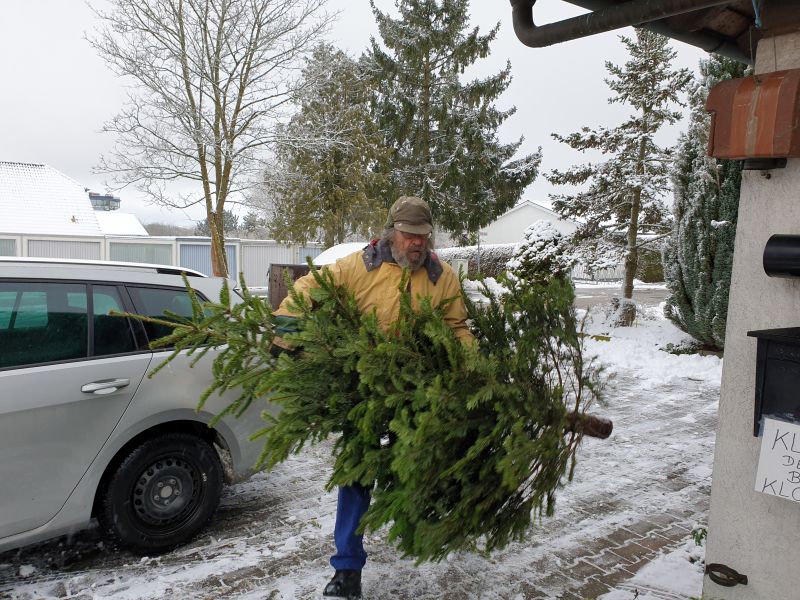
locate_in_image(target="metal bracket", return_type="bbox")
[742,157,788,171]
[705,563,748,587]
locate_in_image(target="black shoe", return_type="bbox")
[323,569,362,599]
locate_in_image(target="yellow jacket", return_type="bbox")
[275,241,474,344]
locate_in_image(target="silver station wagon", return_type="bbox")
[0,258,271,554]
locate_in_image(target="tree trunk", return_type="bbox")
[618,190,641,326]
[618,125,649,326]
[209,211,229,278]
[420,52,431,197]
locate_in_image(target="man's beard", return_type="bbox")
[391,243,428,271]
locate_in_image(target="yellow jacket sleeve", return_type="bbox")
[274,259,350,318]
[438,268,475,345]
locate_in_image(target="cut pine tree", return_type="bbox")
[130,263,609,563]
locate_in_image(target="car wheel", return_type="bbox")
[100,432,223,554]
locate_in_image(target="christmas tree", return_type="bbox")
[138,259,606,562]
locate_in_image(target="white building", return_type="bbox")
[0,161,105,241]
[0,161,148,243]
[0,161,321,287]
[481,200,577,245]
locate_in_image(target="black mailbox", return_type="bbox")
[747,328,800,436]
[748,236,800,435]
[764,234,800,277]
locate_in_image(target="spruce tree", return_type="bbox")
[368,0,541,244]
[195,210,240,237]
[134,263,606,563]
[663,55,746,350]
[263,44,392,247]
[547,30,691,325]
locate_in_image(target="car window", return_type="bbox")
[127,286,201,345]
[93,285,137,356]
[0,291,17,328]
[11,291,49,329]
[0,282,88,369]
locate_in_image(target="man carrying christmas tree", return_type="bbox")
[274,195,474,599]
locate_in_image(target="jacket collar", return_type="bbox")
[362,238,443,284]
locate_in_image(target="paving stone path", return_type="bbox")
[1,366,717,600]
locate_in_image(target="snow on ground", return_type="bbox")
[599,543,705,600]
[575,280,668,290]
[0,301,719,599]
[583,302,720,388]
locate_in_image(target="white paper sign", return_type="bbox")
[755,417,800,503]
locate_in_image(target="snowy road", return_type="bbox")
[0,306,720,600]
[573,282,670,311]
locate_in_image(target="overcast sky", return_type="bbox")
[0,0,705,228]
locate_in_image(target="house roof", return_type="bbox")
[511,0,800,65]
[499,200,570,222]
[0,162,103,237]
[95,212,149,236]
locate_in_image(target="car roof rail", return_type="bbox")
[0,257,208,278]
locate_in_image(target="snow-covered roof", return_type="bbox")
[499,200,567,222]
[482,200,577,244]
[0,162,103,236]
[95,212,149,236]
[313,242,368,265]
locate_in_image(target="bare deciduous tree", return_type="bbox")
[90,0,332,276]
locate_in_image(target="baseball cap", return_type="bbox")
[386,196,433,235]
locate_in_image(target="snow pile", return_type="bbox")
[16,566,35,579]
[599,543,705,600]
[583,302,722,388]
[575,279,667,289]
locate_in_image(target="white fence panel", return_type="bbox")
[109,241,174,265]
[571,263,626,282]
[2,235,323,288]
[240,242,324,288]
[0,238,16,256]
[27,239,102,260]
[179,242,238,277]
[241,244,291,288]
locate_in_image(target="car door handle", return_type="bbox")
[81,379,131,395]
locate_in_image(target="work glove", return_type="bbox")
[270,315,301,358]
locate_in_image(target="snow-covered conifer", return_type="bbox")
[548,30,691,325]
[368,0,541,244]
[261,44,392,247]
[663,55,746,350]
[507,220,576,284]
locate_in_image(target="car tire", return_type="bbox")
[99,432,223,554]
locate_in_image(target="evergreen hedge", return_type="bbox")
[436,244,516,278]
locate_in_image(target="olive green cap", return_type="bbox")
[385,196,433,235]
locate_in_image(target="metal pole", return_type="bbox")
[476,234,481,277]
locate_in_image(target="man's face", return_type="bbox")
[391,229,429,271]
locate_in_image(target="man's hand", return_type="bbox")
[270,336,300,358]
[270,315,301,357]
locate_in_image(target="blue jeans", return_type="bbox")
[330,484,372,571]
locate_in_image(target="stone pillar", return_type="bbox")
[704,32,800,599]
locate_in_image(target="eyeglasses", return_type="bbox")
[398,231,431,241]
